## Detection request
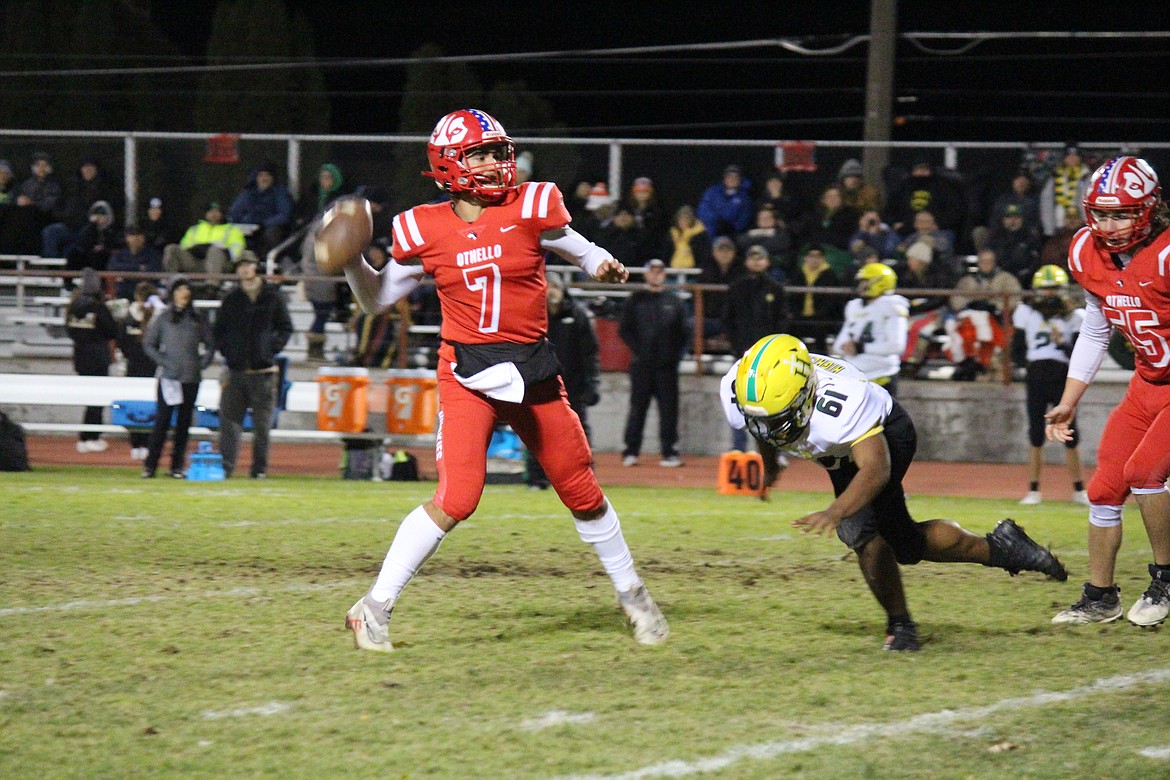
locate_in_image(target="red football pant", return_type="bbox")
[1089,375,1170,505]
[432,358,603,521]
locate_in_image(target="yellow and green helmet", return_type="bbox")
[855,262,897,298]
[1032,264,1070,290]
[734,334,817,447]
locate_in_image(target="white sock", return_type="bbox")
[574,499,641,593]
[369,505,447,604]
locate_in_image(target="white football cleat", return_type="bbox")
[1019,490,1042,506]
[622,455,638,467]
[617,583,669,645]
[345,596,394,652]
[1128,567,1170,627]
[1071,490,1090,506]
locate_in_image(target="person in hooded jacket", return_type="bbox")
[65,267,119,453]
[141,276,215,478]
[227,160,294,256]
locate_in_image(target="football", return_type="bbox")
[314,197,373,274]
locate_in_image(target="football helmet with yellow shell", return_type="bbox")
[734,334,817,447]
[855,262,897,299]
[1031,264,1069,290]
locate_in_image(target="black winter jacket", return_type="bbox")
[547,294,600,405]
[213,282,293,371]
[619,288,688,369]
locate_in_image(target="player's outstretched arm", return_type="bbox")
[540,227,627,283]
[793,432,890,536]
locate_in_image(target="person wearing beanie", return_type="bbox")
[64,199,119,278]
[838,158,882,213]
[65,267,119,453]
[625,176,665,252]
[227,160,294,256]
[141,275,215,478]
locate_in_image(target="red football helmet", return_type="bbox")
[1083,155,1162,251]
[423,109,516,202]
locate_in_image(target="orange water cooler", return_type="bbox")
[385,369,439,435]
[315,367,371,432]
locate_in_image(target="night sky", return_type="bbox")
[147,1,1170,143]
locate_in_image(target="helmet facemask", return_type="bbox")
[1083,156,1162,252]
[741,371,817,448]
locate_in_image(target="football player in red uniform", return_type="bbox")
[337,109,668,650]
[1047,155,1170,627]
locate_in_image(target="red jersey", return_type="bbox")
[390,181,571,345]
[1068,225,1170,383]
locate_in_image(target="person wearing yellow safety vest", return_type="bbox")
[162,201,246,292]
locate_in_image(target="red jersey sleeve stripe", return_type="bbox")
[1069,229,1091,273]
[520,182,538,219]
[392,210,426,254]
[536,182,554,218]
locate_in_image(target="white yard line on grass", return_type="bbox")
[522,711,597,731]
[0,582,359,618]
[553,669,1170,780]
[1139,746,1170,760]
[202,701,291,719]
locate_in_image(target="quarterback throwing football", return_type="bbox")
[721,334,1067,651]
[335,109,668,650]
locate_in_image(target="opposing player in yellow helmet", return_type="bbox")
[1011,264,1088,510]
[832,262,910,394]
[855,261,898,298]
[734,334,817,447]
[720,333,1068,652]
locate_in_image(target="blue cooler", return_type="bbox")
[186,441,226,481]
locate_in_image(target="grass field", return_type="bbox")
[2,466,1168,779]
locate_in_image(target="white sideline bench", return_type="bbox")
[0,374,435,447]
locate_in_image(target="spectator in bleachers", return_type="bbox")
[1038,144,1090,238]
[566,179,595,225]
[0,159,16,204]
[697,164,753,239]
[736,204,792,281]
[65,267,119,454]
[227,160,294,257]
[116,282,159,461]
[983,204,1042,286]
[804,185,860,256]
[295,162,350,230]
[141,197,180,253]
[985,167,1041,237]
[758,172,807,241]
[163,201,246,289]
[141,276,215,479]
[885,158,966,241]
[624,176,665,254]
[837,158,882,213]
[946,248,1022,381]
[849,208,900,265]
[65,200,118,279]
[897,240,959,378]
[664,204,710,272]
[595,204,649,266]
[213,251,293,480]
[574,182,612,242]
[786,243,845,353]
[896,209,956,273]
[107,225,163,300]
[12,151,61,254]
[692,235,743,350]
[43,156,120,260]
[515,151,535,186]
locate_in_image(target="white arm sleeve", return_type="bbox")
[539,227,611,277]
[343,255,426,315]
[1066,292,1110,384]
[719,360,747,430]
